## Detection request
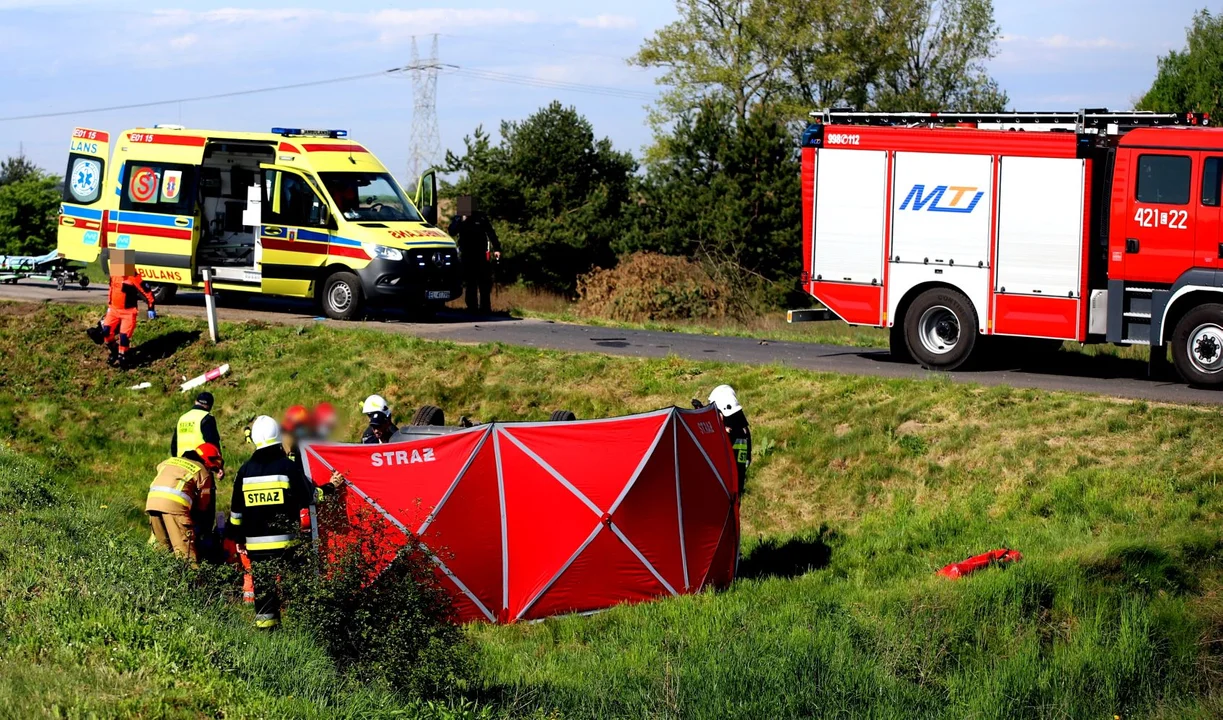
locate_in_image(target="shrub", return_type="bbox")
[283,505,474,700]
[577,252,732,322]
[0,447,61,512]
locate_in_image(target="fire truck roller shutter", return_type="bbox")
[810,148,887,325]
[886,151,995,370]
[992,156,1087,341]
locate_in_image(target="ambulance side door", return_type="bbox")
[1124,151,1197,284]
[58,128,111,262]
[413,168,438,226]
[259,166,332,297]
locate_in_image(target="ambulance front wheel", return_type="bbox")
[321,271,364,321]
[1171,303,1223,387]
[904,288,978,371]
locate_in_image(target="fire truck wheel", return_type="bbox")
[1172,304,1223,387]
[904,288,978,371]
[148,282,177,305]
[321,271,364,320]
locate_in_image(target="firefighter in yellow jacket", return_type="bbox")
[146,443,224,563]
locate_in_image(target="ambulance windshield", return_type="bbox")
[318,172,423,223]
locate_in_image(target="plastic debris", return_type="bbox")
[180,363,230,393]
[128,382,152,390]
[937,548,1022,579]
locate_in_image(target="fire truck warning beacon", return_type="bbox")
[798,109,1223,386]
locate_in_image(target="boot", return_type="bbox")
[86,325,105,345]
[117,353,132,371]
[106,343,120,367]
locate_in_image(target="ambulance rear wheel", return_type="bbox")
[149,283,177,305]
[321,271,364,321]
[904,288,977,371]
[1171,304,1223,387]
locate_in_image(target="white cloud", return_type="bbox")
[576,14,636,30]
[998,34,1128,50]
[168,33,197,50]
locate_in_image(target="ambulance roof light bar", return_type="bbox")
[814,108,1210,133]
[270,128,349,138]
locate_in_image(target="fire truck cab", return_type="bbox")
[799,109,1223,386]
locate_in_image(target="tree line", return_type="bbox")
[4,2,1223,304]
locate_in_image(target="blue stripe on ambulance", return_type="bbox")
[112,210,195,229]
[61,205,103,221]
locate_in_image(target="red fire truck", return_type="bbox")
[798,109,1223,385]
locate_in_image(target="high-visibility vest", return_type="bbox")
[176,408,209,456]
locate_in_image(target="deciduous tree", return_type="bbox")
[1138,9,1223,116]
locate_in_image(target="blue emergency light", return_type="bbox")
[271,128,348,138]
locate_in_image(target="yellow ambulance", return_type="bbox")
[57,125,460,319]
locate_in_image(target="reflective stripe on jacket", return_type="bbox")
[145,456,214,518]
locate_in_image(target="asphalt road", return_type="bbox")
[2,280,1218,405]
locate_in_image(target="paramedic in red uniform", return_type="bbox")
[87,273,157,369]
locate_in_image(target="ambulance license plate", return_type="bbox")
[427,291,451,300]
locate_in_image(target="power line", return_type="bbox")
[0,69,403,122]
[0,62,657,124]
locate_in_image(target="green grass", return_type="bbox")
[1,301,1222,718]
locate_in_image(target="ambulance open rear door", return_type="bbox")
[58,128,112,263]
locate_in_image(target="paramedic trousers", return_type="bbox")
[148,511,198,563]
[464,261,493,314]
[102,308,139,355]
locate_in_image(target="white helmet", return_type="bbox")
[250,415,282,449]
[362,394,390,416]
[708,385,742,416]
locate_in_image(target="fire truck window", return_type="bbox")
[1202,158,1222,207]
[1136,155,1191,205]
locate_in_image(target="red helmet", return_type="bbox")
[282,404,310,433]
[195,442,224,472]
[311,401,337,427]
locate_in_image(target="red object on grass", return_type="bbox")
[937,549,1023,579]
[301,406,740,623]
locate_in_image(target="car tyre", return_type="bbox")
[549,410,577,422]
[1171,303,1223,387]
[149,282,177,305]
[904,288,978,371]
[411,404,445,426]
[321,271,364,321]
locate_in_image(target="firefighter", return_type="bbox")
[310,402,338,441]
[85,271,157,369]
[227,415,314,630]
[708,385,751,493]
[447,195,501,314]
[146,442,224,563]
[360,394,398,444]
[281,404,311,460]
[170,391,221,458]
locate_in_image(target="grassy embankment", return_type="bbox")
[2,301,1221,718]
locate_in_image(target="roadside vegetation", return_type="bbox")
[2,301,1223,717]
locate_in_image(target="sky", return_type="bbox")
[0,0,1215,183]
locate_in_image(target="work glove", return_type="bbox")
[147,309,157,320]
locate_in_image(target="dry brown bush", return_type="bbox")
[576,252,734,322]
